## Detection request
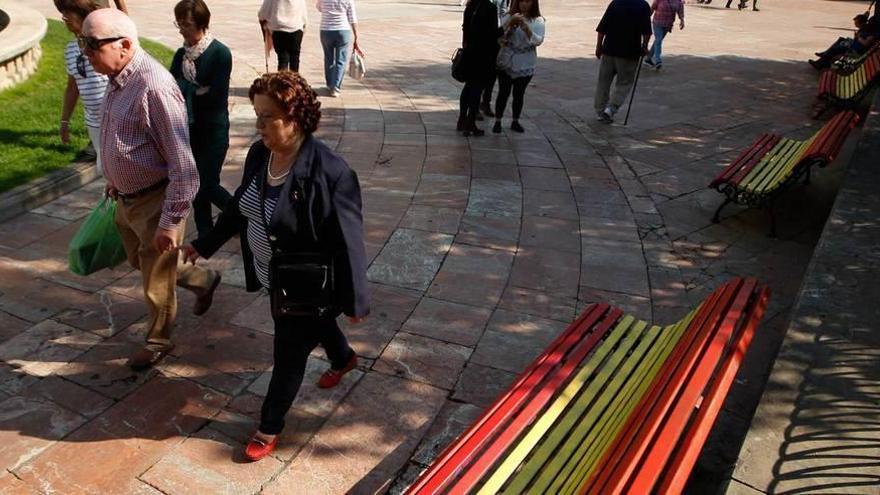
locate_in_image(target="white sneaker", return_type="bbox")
[329,88,341,98]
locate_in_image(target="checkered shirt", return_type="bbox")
[100,49,200,230]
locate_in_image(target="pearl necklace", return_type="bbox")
[267,152,292,181]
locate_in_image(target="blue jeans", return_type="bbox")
[650,24,668,65]
[320,30,353,91]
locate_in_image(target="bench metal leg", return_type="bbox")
[712,197,732,224]
[804,167,812,185]
[767,204,778,238]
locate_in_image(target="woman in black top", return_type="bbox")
[458,0,503,136]
[170,0,233,237]
[182,72,369,462]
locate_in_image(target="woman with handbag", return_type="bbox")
[170,0,234,237]
[458,0,503,136]
[182,71,369,462]
[492,0,544,134]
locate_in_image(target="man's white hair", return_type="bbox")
[82,8,139,47]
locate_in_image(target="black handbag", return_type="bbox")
[451,48,468,82]
[269,252,335,318]
[260,169,336,319]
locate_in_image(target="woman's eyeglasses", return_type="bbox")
[255,113,285,126]
[77,35,124,53]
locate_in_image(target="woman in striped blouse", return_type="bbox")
[183,72,369,462]
[55,0,109,174]
[316,0,363,96]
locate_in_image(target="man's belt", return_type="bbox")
[117,178,169,200]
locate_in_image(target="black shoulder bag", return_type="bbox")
[260,168,336,319]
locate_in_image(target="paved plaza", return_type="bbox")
[0,0,871,492]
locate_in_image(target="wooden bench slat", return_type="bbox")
[723,134,782,187]
[577,286,728,494]
[752,140,811,194]
[478,316,646,494]
[656,282,770,494]
[581,279,742,494]
[554,315,697,495]
[405,303,614,495]
[626,278,759,493]
[536,319,657,494]
[740,139,802,193]
[442,306,625,495]
[710,134,780,188]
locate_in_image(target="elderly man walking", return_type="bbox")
[593,0,652,123]
[81,8,221,370]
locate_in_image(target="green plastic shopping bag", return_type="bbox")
[68,198,127,276]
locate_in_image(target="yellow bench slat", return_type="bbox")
[741,139,801,192]
[475,315,641,495]
[752,139,812,194]
[532,318,653,494]
[556,311,698,495]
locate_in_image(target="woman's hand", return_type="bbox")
[181,244,202,264]
[353,41,365,57]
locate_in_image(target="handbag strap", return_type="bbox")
[258,153,278,252]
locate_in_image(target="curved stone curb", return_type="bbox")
[0,160,98,224]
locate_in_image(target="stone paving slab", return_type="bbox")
[2,0,868,492]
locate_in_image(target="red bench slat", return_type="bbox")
[626,278,759,494]
[578,286,727,494]
[657,283,770,494]
[581,279,742,494]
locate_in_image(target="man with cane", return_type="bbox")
[593,0,652,124]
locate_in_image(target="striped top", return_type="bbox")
[238,175,282,288]
[100,49,200,230]
[64,41,109,129]
[317,0,357,31]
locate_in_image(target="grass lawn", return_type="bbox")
[0,19,175,193]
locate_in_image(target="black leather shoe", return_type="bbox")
[492,121,502,133]
[510,121,525,133]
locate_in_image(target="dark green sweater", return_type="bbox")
[170,39,232,129]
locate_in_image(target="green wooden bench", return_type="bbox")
[406,277,770,495]
[709,110,859,236]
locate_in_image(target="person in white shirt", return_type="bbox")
[316,0,362,96]
[492,0,544,134]
[259,0,308,71]
[55,0,110,174]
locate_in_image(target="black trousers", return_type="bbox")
[495,72,532,120]
[259,315,354,435]
[459,81,485,126]
[481,71,497,107]
[272,30,304,72]
[191,123,232,237]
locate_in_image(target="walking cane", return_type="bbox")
[623,55,644,126]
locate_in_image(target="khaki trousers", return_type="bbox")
[114,187,213,352]
[594,55,640,115]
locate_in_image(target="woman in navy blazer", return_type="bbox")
[182,72,368,462]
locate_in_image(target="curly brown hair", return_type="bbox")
[249,71,321,135]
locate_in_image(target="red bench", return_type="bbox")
[815,47,880,117]
[405,277,770,495]
[709,110,859,236]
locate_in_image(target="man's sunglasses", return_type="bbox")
[77,35,124,52]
